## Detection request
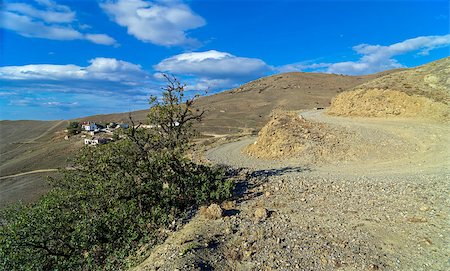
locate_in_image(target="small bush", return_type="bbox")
[66,121,81,135]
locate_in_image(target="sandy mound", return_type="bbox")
[243,111,416,163]
[327,57,450,120]
[328,88,450,120]
[243,111,355,162]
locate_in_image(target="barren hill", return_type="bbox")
[328,57,450,119]
[0,120,77,207]
[0,71,389,207]
[79,71,395,135]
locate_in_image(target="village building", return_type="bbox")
[84,137,108,146]
[81,122,98,132]
[107,122,129,130]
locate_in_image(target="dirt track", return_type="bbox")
[207,111,449,176]
[133,111,450,271]
[0,169,58,180]
[133,111,449,270]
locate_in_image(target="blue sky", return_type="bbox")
[0,0,449,120]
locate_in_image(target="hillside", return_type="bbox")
[0,120,77,176]
[0,120,80,206]
[2,71,388,176]
[134,59,450,270]
[79,71,395,135]
[328,57,450,119]
[0,68,409,207]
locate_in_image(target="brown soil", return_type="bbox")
[327,88,449,120]
[132,111,449,271]
[243,111,351,161]
[79,71,396,135]
[328,57,450,120]
[242,110,414,165]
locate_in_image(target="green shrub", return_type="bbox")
[66,121,81,135]
[0,76,234,270]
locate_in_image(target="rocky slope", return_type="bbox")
[133,111,450,270]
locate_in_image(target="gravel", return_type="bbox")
[133,112,450,271]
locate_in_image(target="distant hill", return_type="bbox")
[1,69,397,206]
[328,57,450,120]
[0,120,77,206]
[79,70,395,134]
[0,120,76,177]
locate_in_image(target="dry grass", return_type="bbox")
[327,88,450,120]
[78,71,393,135]
[327,57,450,120]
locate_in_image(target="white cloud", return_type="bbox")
[1,11,83,40]
[1,1,118,46]
[0,58,152,96]
[277,62,329,73]
[100,0,205,46]
[0,58,147,83]
[155,50,273,90]
[5,2,75,23]
[85,34,118,46]
[0,63,86,80]
[284,34,450,75]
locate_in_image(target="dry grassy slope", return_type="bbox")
[328,57,450,119]
[0,120,77,177]
[353,57,450,103]
[0,69,399,206]
[191,71,397,134]
[79,71,395,135]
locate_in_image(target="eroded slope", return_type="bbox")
[328,57,450,120]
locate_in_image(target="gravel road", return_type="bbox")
[136,111,450,271]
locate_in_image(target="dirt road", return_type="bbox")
[207,111,449,175]
[24,120,65,143]
[0,169,58,180]
[137,111,449,270]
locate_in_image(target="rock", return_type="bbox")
[419,206,429,212]
[243,249,253,260]
[201,204,223,220]
[221,200,236,210]
[406,216,427,223]
[265,191,271,197]
[254,207,269,221]
[224,227,233,235]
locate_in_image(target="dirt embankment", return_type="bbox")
[243,111,336,159]
[242,111,414,164]
[327,88,449,120]
[327,57,450,120]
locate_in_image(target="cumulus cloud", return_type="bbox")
[100,0,205,46]
[282,34,450,75]
[8,97,79,110]
[1,0,118,46]
[277,62,329,73]
[85,34,119,46]
[4,2,75,23]
[0,58,150,93]
[155,50,273,90]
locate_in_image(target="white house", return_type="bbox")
[106,122,129,130]
[84,137,108,146]
[82,122,98,131]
